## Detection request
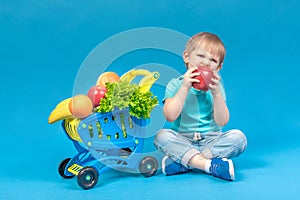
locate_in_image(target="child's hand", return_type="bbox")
[209,71,221,95]
[182,67,200,89]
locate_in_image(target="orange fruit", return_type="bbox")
[69,95,93,118]
[96,72,120,87]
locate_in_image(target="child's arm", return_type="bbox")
[209,72,230,126]
[212,92,230,126]
[164,67,199,122]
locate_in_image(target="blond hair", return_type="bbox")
[185,32,226,64]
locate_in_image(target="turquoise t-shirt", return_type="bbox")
[164,75,226,134]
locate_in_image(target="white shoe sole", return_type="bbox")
[161,156,169,175]
[222,158,235,181]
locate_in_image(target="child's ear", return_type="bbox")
[183,50,189,64]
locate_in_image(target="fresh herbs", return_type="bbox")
[95,81,158,118]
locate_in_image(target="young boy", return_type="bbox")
[154,32,247,181]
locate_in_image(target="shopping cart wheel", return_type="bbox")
[77,167,99,190]
[139,156,158,177]
[58,158,75,179]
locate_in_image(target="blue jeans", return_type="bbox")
[154,129,247,167]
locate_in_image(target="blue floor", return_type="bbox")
[1,142,300,200]
[1,1,299,199]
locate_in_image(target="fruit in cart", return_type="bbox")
[96,81,158,119]
[87,85,108,107]
[192,66,214,91]
[48,95,93,123]
[48,98,73,124]
[96,72,120,87]
[69,95,93,118]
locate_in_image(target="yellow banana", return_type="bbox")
[48,98,73,124]
[120,69,152,83]
[64,118,82,142]
[138,72,160,93]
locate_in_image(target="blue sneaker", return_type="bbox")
[162,156,190,175]
[209,158,235,181]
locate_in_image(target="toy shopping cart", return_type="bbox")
[58,69,160,189]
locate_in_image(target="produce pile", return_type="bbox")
[48,70,159,124]
[96,80,158,119]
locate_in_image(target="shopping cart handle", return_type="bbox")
[120,69,159,93]
[138,72,159,93]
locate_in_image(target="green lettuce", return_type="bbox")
[95,81,158,119]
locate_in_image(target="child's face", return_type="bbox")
[184,46,221,71]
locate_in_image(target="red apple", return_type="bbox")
[192,66,214,91]
[87,85,107,107]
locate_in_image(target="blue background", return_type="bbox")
[1,0,299,199]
